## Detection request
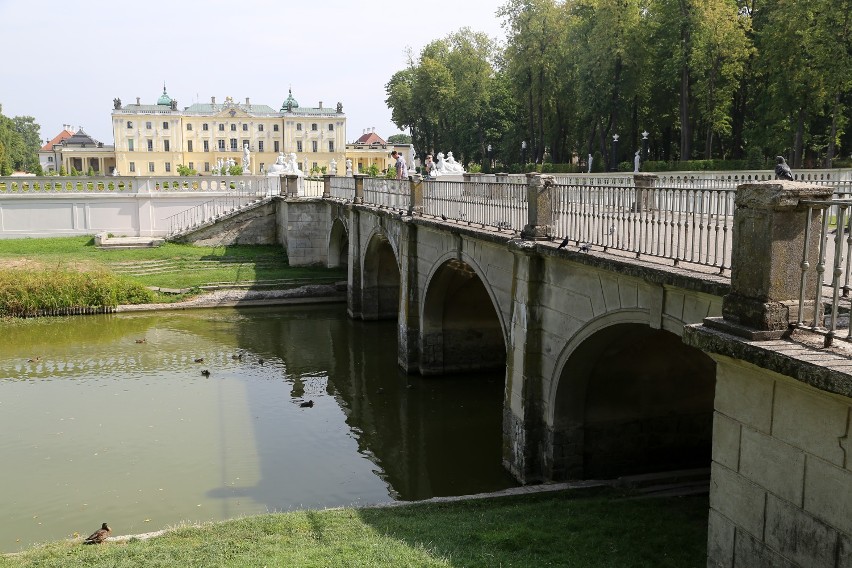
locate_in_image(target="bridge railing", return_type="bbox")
[363,178,409,210]
[422,179,528,232]
[166,195,267,236]
[551,182,736,272]
[301,177,325,197]
[0,175,278,196]
[329,176,355,200]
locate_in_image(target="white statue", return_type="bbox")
[345,159,353,176]
[329,159,337,175]
[242,143,251,174]
[634,149,640,173]
[435,151,465,175]
[267,152,286,176]
[216,158,224,175]
[282,152,303,176]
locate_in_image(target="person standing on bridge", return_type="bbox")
[391,150,408,180]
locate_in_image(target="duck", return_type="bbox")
[299,400,314,408]
[231,352,243,361]
[194,358,204,363]
[258,358,265,366]
[201,369,211,377]
[135,339,146,344]
[83,522,111,544]
[27,356,40,363]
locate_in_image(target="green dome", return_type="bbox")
[157,84,172,106]
[281,88,299,111]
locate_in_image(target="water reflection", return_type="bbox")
[0,304,515,551]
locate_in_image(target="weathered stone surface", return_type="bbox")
[707,508,735,568]
[839,533,852,568]
[804,456,852,536]
[734,528,797,568]
[714,356,775,432]
[712,412,741,471]
[710,462,766,538]
[765,493,837,568]
[739,427,804,505]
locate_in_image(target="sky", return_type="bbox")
[0,0,507,146]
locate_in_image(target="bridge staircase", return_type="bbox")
[165,194,274,242]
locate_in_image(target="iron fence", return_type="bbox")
[421,180,528,233]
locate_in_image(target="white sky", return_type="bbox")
[0,0,507,145]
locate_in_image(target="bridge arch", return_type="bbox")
[327,216,348,269]
[547,310,715,480]
[419,252,508,376]
[361,228,400,320]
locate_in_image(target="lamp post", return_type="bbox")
[487,144,493,171]
[641,130,649,164]
[610,134,619,171]
[521,141,527,167]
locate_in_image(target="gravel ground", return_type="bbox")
[117,283,345,312]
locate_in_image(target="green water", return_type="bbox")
[0,304,516,552]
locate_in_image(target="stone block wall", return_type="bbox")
[708,355,852,568]
[277,198,330,266]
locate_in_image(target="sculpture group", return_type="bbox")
[433,151,465,176]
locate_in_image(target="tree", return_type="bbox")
[387,133,412,144]
[176,164,197,176]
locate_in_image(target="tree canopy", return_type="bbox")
[0,105,42,174]
[385,0,852,169]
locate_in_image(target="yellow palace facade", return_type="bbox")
[111,86,346,176]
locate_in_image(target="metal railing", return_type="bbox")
[364,178,409,210]
[329,176,355,200]
[552,183,735,272]
[166,195,268,236]
[422,179,528,232]
[795,199,852,345]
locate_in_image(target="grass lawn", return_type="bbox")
[1,489,708,568]
[0,236,346,305]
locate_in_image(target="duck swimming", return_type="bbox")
[201,369,211,377]
[83,522,111,544]
[299,400,314,408]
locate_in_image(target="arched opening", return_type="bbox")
[361,232,399,320]
[328,218,348,269]
[421,259,505,375]
[551,324,715,480]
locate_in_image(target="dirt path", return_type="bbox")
[116,283,346,312]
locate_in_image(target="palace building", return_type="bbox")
[111,86,347,176]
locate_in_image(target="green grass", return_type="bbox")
[1,490,708,567]
[0,236,346,309]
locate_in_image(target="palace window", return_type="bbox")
[189,162,194,170]
[205,162,210,172]
[187,124,193,131]
[273,124,279,132]
[165,162,171,172]
[162,121,169,130]
[230,124,237,131]
[312,141,318,152]
[218,140,225,150]
[328,124,334,131]
[242,124,248,132]
[274,141,280,152]
[187,140,193,152]
[147,140,153,151]
[296,123,302,131]
[128,140,134,151]
[146,122,152,129]
[258,141,264,152]
[148,162,155,173]
[230,138,238,150]
[258,124,264,132]
[203,123,209,131]
[129,162,135,172]
[164,140,170,152]
[311,123,318,131]
[328,141,334,152]
[297,141,303,152]
[203,140,209,152]
[218,124,225,132]
[126,121,133,129]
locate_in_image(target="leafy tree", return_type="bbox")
[86,166,95,176]
[59,165,67,176]
[387,133,412,144]
[176,164,197,176]
[228,164,243,176]
[365,164,381,177]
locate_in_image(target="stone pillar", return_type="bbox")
[353,174,365,204]
[521,173,554,240]
[277,174,286,196]
[397,218,421,372]
[632,172,658,212]
[284,174,301,197]
[347,207,363,319]
[503,239,545,484]
[322,174,332,198]
[408,174,423,216]
[706,181,832,339]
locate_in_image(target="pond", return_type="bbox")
[0,304,516,552]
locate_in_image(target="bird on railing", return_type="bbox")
[441,214,447,221]
[775,156,794,181]
[557,236,571,249]
[579,243,592,253]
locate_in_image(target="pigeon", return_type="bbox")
[579,243,592,253]
[83,523,111,545]
[775,156,794,181]
[557,236,571,249]
[441,214,447,221]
